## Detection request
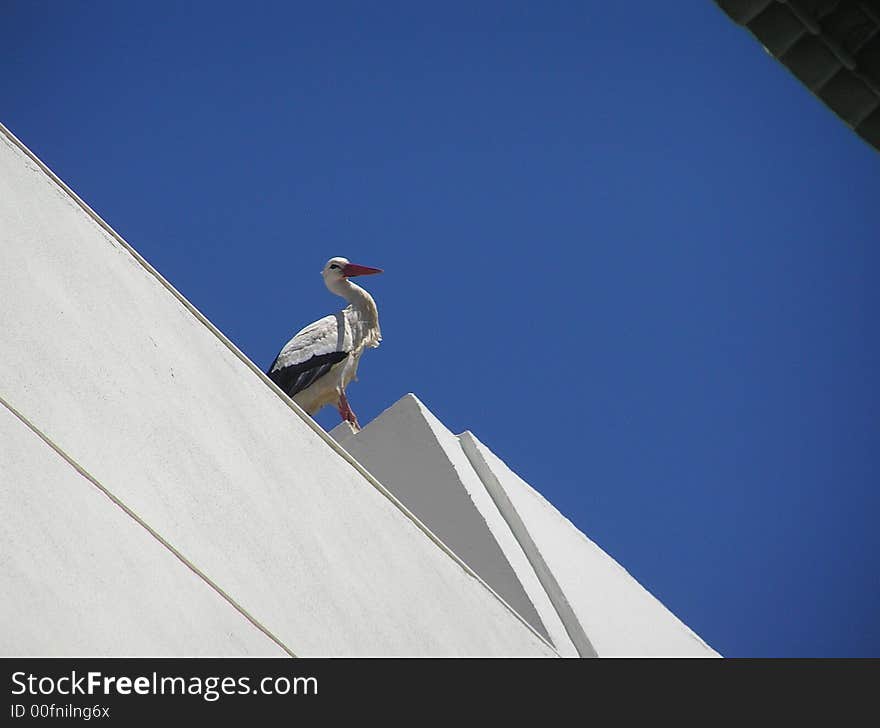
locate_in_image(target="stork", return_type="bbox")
[267,257,382,431]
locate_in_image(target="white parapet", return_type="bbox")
[333,395,719,657]
[460,433,719,657]
[0,124,555,657]
[331,395,581,656]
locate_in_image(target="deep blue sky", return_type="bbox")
[3,2,878,657]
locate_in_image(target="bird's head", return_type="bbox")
[322,257,383,284]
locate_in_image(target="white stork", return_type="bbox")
[267,257,382,431]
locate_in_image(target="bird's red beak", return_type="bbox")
[341,262,383,277]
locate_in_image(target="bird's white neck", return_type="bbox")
[326,277,381,347]
[327,277,373,309]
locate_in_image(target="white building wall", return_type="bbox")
[0,124,555,657]
[332,395,580,657]
[334,396,718,657]
[462,434,718,657]
[0,404,287,656]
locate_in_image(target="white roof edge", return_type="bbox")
[458,431,599,658]
[0,122,556,656]
[463,430,719,657]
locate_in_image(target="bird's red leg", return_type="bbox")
[338,391,361,431]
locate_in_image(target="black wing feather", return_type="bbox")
[267,350,348,397]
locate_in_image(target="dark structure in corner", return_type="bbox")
[716,0,880,152]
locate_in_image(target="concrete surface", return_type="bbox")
[463,433,719,657]
[332,395,580,656]
[0,124,556,657]
[334,394,718,657]
[0,403,287,656]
